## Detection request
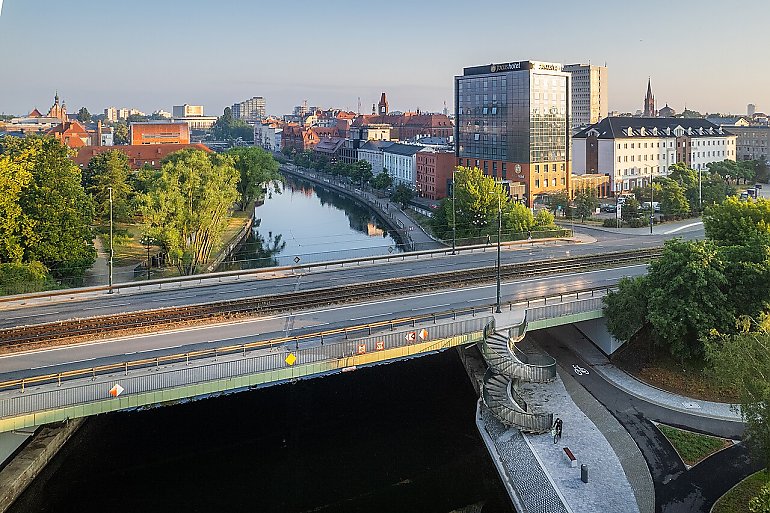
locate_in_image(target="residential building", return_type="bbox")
[73,143,212,170]
[281,125,342,153]
[358,140,395,174]
[232,96,266,124]
[383,143,424,186]
[312,137,345,164]
[572,117,737,193]
[254,122,282,152]
[727,125,770,161]
[104,107,145,121]
[153,110,173,119]
[455,60,572,204]
[130,122,190,145]
[416,149,455,200]
[563,63,608,128]
[748,104,757,117]
[46,120,94,148]
[706,116,750,127]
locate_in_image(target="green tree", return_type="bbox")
[76,107,91,123]
[226,147,281,210]
[113,122,129,145]
[573,187,599,222]
[84,150,134,222]
[352,160,373,185]
[533,208,555,228]
[603,275,649,342]
[647,239,732,361]
[658,178,690,215]
[211,107,253,142]
[710,331,770,468]
[391,183,414,209]
[621,197,640,221]
[0,136,96,280]
[547,190,570,216]
[703,197,770,246]
[0,148,33,262]
[504,203,534,234]
[0,261,50,295]
[139,149,238,275]
[371,169,393,190]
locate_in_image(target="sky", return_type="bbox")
[0,0,768,118]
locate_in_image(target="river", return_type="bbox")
[222,175,404,270]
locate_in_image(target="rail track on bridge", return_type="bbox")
[0,247,661,349]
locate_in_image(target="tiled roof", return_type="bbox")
[72,143,212,169]
[359,140,395,151]
[574,117,733,139]
[383,143,425,156]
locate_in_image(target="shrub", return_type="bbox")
[0,261,51,296]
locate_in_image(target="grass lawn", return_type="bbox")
[656,423,732,467]
[403,208,437,238]
[713,470,770,513]
[97,223,148,268]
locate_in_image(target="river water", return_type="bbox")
[222,175,404,270]
[10,176,514,513]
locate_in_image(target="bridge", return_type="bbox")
[0,291,610,434]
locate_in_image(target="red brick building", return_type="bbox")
[351,112,453,141]
[281,124,344,153]
[129,122,190,145]
[46,120,94,148]
[416,149,456,200]
[73,143,211,170]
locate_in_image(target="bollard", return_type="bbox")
[581,464,589,483]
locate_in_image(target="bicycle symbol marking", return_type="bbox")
[572,364,590,376]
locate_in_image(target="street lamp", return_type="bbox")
[451,168,457,255]
[496,191,502,314]
[649,169,654,235]
[108,186,114,292]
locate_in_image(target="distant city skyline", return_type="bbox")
[1,0,768,117]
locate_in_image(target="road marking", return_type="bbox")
[82,302,131,311]
[5,311,60,321]
[411,304,449,311]
[573,364,589,376]
[664,222,703,235]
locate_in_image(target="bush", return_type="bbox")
[0,261,52,296]
[603,219,620,228]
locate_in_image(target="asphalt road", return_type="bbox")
[534,326,761,513]
[0,265,647,382]
[0,227,702,330]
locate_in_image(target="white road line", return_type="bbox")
[82,302,131,311]
[4,311,60,321]
[664,222,703,235]
[412,304,450,311]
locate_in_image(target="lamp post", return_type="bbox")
[496,192,502,314]
[108,186,113,292]
[698,165,702,210]
[649,169,654,235]
[451,168,457,255]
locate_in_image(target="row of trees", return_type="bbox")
[290,149,394,191]
[604,198,770,465]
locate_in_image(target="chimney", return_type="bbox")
[96,120,103,147]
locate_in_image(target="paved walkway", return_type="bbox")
[564,327,741,421]
[560,218,704,237]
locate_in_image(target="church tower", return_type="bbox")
[643,79,656,117]
[378,92,388,116]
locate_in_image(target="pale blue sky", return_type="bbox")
[0,0,768,117]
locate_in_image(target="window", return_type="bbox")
[491,107,497,115]
[552,178,557,186]
[535,179,540,188]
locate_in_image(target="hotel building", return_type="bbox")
[455,60,571,205]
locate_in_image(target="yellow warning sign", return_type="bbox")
[285,353,297,366]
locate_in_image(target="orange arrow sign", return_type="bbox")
[109,384,124,397]
[418,328,429,340]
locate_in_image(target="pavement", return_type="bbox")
[560,218,705,237]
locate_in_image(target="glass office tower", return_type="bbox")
[455,60,571,204]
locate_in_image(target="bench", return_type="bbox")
[563,447,577,468]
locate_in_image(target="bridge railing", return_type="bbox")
[0,316,492,420]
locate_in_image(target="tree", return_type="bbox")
[533,208,555,228]
[371,169,393,190]
[0,147,33,262]
[226,147,281,210]
[504,202,534,234]
[0,136,96,280]
[573,187,599,222]
[391,183,414,209]
[621,197,640,221]
[352,160,373,185]
[703,197,770,247]
[709,331,770,468]
[113,122,129,145]
[211,107,253,142]
[547,191,570,215]
[657,178,690,215]
[139,149,238,275]
[646,239,732,361]
[84,150,134,222]
[603,276,649,342]
[76,107,91,123]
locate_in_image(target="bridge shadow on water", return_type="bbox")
[10,351,515,513]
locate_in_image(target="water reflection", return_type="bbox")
[222,176,403,270]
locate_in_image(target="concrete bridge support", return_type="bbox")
[573,317,623,355]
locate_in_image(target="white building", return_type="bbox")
[564,63,608,128]
[254,123,282,152]
[382,143,425,186]
[358,140,395,174]
[573,117,736,193]
[232,96,266,124]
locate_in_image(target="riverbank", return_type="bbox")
[0,419,85,513]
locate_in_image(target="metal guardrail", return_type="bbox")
[0,317,491,419]
[0,290,609,396]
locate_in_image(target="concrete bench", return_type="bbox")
[563,447,577,468]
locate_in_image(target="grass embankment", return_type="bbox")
[403,208,436,237]
[655,423,731,467]
[713,470,770,513]
[612,329,739,403]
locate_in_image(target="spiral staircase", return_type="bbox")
[479,313,556,433]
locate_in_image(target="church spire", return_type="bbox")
[643,78,656,117]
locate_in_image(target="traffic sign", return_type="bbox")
[109,384,124,397]
[294,256,301,264]
[418,328,429,340]
[357,343,367,354]
[285,353,297,366]
[405,332,416,342]
[376,341,385,351]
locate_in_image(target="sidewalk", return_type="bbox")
[559,218,704,237]
[557,324,741,421]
